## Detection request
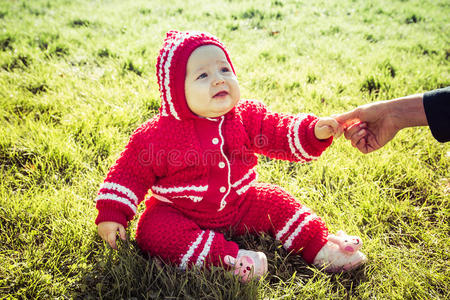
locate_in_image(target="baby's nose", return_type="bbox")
[213,73,225,85]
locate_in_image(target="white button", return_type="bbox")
[218,162,225,168]
[219,186,226,193]
[212,138,219,145]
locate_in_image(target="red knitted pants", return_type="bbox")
[135,183,328,269]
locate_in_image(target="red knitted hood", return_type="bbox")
[155,30,236,121]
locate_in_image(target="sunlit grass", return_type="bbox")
[0,0,449,298]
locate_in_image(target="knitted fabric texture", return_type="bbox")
[156,30,235,120]
[95,100,332,227]
[136,182,328,268]
[95,30,333,268]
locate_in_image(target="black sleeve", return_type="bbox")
[423,86,450,142]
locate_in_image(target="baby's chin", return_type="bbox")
[196,106,235,118]
[198,111,228,118]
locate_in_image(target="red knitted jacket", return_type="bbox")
[95,99,332,228]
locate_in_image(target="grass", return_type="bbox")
[0,0,449,298]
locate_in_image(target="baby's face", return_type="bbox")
[184,45,240,118]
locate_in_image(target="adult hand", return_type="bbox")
[335,101,400,153]
[97,221,127,250]
[336,95,427,153]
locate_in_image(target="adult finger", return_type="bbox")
[348,129,367,146]
[344,122,366,140]
[350,129,368,148]
[355,136,369,154]
[365,132,381,153]
[334,109,360,127]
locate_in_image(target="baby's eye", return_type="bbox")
[196,73,207,80]
[221,67,230,73]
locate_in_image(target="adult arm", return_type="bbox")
[335,87,449,153]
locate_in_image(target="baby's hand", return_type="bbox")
[315,117,344,140]
[97,221,127,250]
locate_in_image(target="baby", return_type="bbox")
[95,30,367,282]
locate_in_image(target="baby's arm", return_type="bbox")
[95,122,156,249]
[239,100,334,163]
[315,117,344,140]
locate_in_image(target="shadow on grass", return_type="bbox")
[75,233,368,299]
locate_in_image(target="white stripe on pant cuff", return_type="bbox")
[275,207,309,240]
[179,231,205,270]
[195,231,215,267]
[284,214,316,250]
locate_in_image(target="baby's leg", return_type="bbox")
[135,201,238,269]
[235,182,328,264]
[236,183,366,271]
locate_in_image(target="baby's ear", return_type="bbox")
[327,234,341,245]
[336,230,346,237]
[224,255,236,267]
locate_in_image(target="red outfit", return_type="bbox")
[95,31,332,269]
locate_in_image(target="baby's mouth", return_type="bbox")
[213,91,229,98]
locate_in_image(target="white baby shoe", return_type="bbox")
[224,249,268,282]
[313,231,367,272]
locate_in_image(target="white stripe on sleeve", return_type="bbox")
[100,182,138,205]
[292,116,318,161]
[95,193,137,214]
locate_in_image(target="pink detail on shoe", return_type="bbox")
[344,245,355,252]
[327,230,362,254]
[224,250,268,282]
[233,256,254,281]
